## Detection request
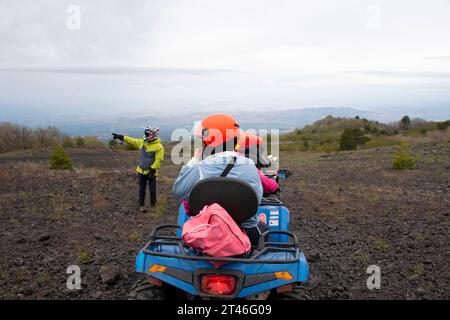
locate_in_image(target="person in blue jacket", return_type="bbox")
[172,114,266,244]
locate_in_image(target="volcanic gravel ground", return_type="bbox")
[0,143,449,299]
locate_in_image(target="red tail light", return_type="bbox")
[200,275,237,295]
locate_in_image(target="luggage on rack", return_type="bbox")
[181,203,251,258]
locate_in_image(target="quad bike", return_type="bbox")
[130,170,308,300]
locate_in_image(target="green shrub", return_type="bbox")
[393,145,416,170]
[75,136,85,147]
[303,140,309,150]
[77,250,92,264]
[82,136,104,148]
[49,147,73,170]
[436,120,450,131]
[110,141,139,151]
[400,115,411,130]
[313,142,337,153]
[339,128,370,151]
[124,142,139,151]
[365,136,401,149]
[108,139,118,147]
[62,136,74,148]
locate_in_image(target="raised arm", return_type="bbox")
[123,136,142,149]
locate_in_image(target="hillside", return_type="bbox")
[281,115,450,152]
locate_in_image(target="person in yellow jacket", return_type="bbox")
[112,126,164,212]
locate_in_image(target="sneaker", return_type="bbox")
[139,206,146,213]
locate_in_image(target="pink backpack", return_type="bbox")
[181,203,251,259]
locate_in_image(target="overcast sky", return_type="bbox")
[1,0,450,119]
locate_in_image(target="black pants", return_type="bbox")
[245,221,269,246]
[138,173,157,207]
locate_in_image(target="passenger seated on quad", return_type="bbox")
[172,114,266,245]
[238,131,279,196]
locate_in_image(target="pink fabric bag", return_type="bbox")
[181,203,251,259]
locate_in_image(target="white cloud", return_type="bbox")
[0,0,450,116]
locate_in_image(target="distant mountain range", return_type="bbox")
[1,106,449,141]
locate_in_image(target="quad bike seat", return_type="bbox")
[188,177,259,224]
[261,194,284,206]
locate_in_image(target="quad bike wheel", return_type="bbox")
[270,289,304,300]
[128,279,168,300]
[273,292,303,300]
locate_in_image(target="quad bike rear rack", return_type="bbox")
[142,225,301,264]
[260,195,284,206]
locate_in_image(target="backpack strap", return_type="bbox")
[220,156,237,177]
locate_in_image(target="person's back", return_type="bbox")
[173,150,262,228]
[237,131,279,195]
[172,114,265,243]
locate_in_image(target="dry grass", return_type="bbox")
[367,236,390,252]
[77,250,93,264]
[352,252,369,263]
[426,128,450,141]
[91,192,108,211]
[0,266,8,282]
[0,192,14,207]
[120,231,141,242]
[52,194,65,213]
[347,184,407,202]
[297,180,307,190]
[418,154,450,165]
[74,167,102,178]
[157,175,175,185]
[414,233,425,241]
[46,214,62,222]
[0,168,10,181]
[14,268,30,284]
[408,264,425,279]
[8,218,19,224]
[151,194,167,218]
[11,161,47,175]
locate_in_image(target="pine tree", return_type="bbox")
[400,115,411,130]
[339,128,369,151]
[393,144,416,170]
[49,147,73,170]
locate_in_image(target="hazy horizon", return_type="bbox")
[1,0,450,122]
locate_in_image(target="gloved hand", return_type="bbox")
[149,168,157,176]
[112,133,124,141]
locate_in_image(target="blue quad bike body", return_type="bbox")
[133,171,308,299]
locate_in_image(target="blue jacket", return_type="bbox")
[172,151,262,228]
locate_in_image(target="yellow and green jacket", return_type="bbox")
[124,136,164,175]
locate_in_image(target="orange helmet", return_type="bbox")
[195,114,241,148]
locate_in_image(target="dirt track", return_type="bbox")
[0,143,449,299]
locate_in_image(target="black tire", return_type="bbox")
[128,279,168,300]
[271,292,303,300]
